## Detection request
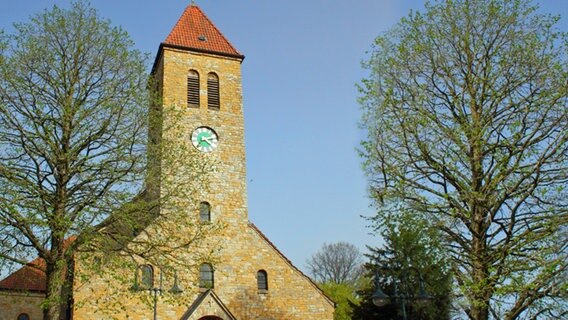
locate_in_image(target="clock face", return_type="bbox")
[191,127,219,152]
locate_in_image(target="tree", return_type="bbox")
[354,206,452,320]
[359,0,567,319]
[0,2,215,319]
[306,241,364,285]
[320,281,361,320]
[306,242,364,320]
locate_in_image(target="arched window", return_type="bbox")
[187,70,200,108]
[199,263,214,289]
[17,314,30,320]
[257,270,268,291]
[200,201,211,222]
[140,264,154,289]
[207,72,220,110]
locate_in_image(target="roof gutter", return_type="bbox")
[151,43,245,75]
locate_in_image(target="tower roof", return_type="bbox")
[163,4,243,59]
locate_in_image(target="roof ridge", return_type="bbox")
[247,223,336,307]
[162,4,243,60]
[166,4,190,42]
[192,5,241,56]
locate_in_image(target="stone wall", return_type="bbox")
[72,223,334,320]
[0,291,44,320]
[71,47,334,319]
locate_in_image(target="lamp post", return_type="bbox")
[151,286,162,320]
[131,266,183,320]
[371,266,432,320]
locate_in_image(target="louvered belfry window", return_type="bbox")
[207,73,220,110]
[187,70,200,108]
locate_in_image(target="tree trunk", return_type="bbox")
[469,215,491,320]
[44,246,71,320]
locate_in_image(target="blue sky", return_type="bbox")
[1,0,566,273]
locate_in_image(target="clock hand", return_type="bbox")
[201,136,216,144]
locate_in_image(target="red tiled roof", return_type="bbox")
[0,258,46,292]
[164,5,243,59]
[0,237,76,293]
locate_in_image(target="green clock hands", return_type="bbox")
[191,126,219,152]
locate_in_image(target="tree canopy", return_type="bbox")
[0,2,216,319]
[306,242,364,320]
[0,2,149,318]
[306,241,364,285]
[359,0,567,319]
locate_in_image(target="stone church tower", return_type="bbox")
[0,4,334,319]
[0,4,334,320]
[69,4,334,320]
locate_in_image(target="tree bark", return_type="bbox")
[44,250,67,320]
[469,229,490,320]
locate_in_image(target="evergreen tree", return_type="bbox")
[354,207,452,320]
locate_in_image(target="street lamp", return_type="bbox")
[371,281,390,307]
[131,266,183,320]
[372,266,432,320]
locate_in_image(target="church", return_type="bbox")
[0,4,334,320]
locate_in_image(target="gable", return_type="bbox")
[248,223,335,308]
[181,289,237,320]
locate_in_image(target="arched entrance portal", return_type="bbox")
[198,317,223,320]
